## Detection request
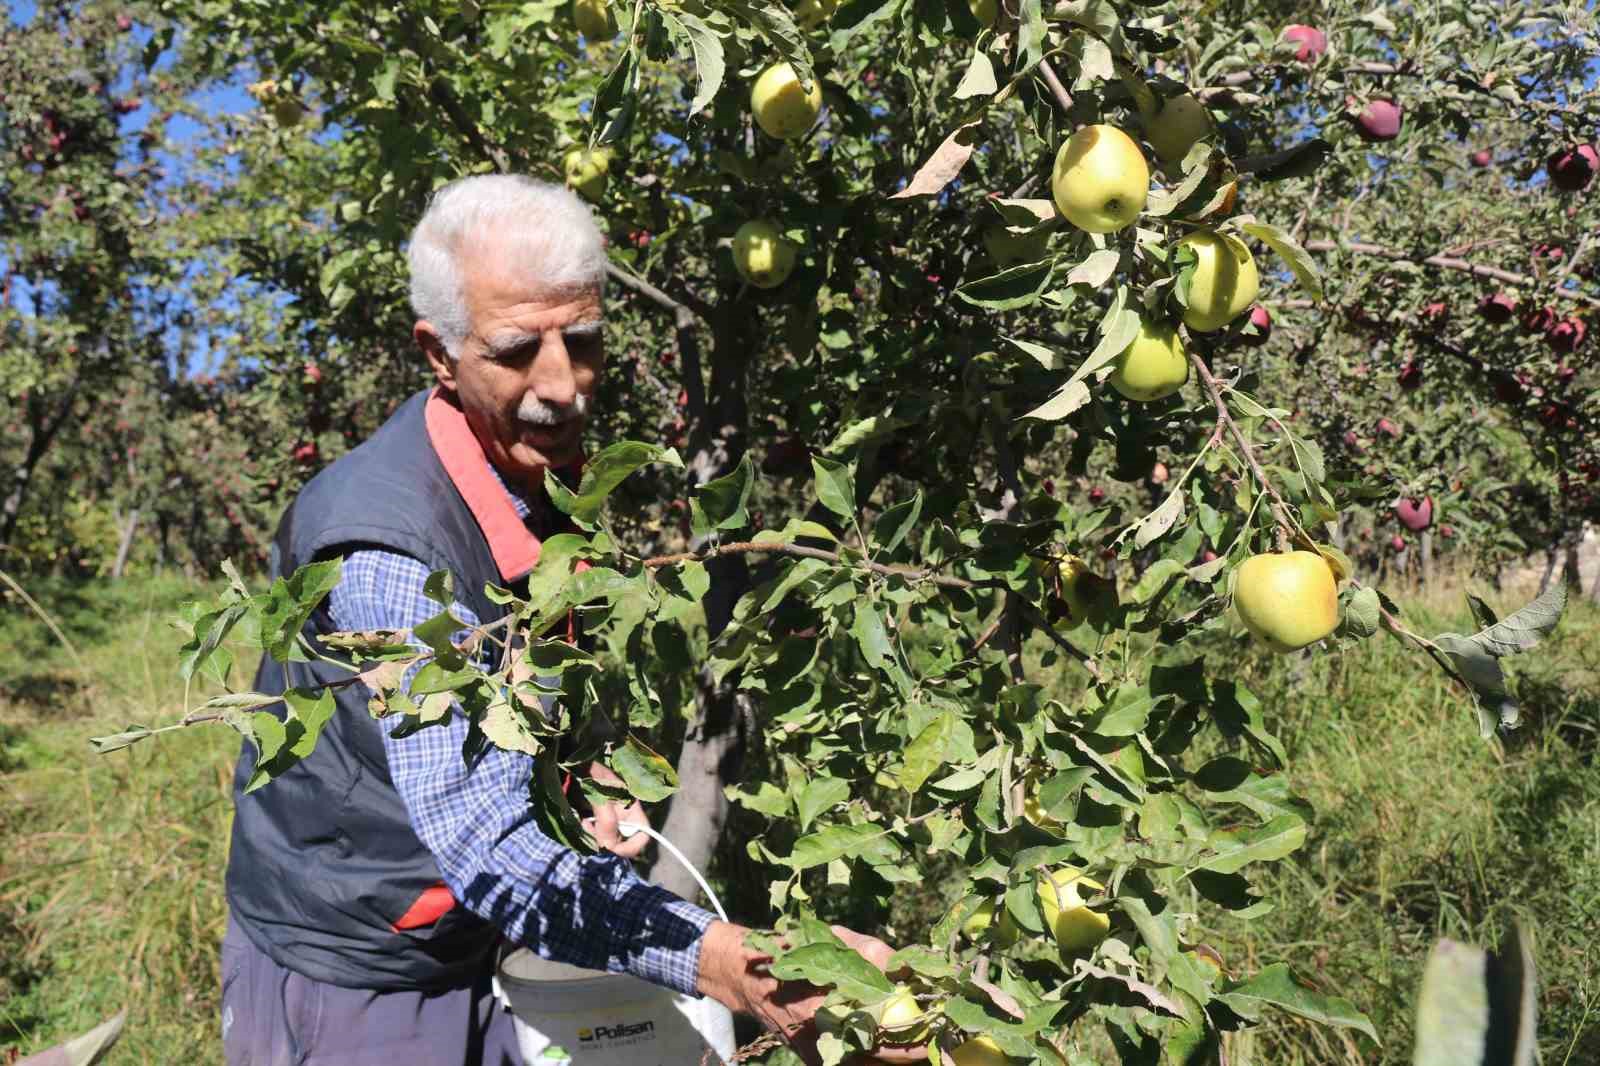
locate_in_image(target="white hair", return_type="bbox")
[407,174,607,356]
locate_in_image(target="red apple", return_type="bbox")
[1376,417,1402,438]
[301,363,323,387]
[1547,144,1598,192]
[1469,149,1492,168]
[1282,24,1327,62]
[1042,478,1055,496]
[116,13,132,31]
[1548,317,1585,353]
[1202,549,1218,562]
[1418,301,1448,323]
[1351,98,1402,142]
[1241,305,1272,346]
[1150,462,1170,485]
[1088,486,1106,504]
[1556,364,1576,384]
[1395,496,1433,531]
[1521,305,1556,334]
[1439,524,1456,538]
[1478,292,1516,323]
[1390,533,1406,552]
[1397,360,1424,390]
[1342,429,1363,452]
[292,442,318,464]
[1531,242,1564,263]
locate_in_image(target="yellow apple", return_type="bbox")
[1049,555,1117,626]
[572,0,616,40]
[1110,312,1187,401]
[562,147,612,202]
[969,0,998,26]
[982,225,1048,269]
[751,62,823,140]
[1143,93,1213,165]
[794,0,837,30]
[993,907,1020,948]
[732,219,798,288]
[1020,769,1064,831]
[1233,550,1340,652]
[960,897,998,939]
[1176,230,1258,332]
[875,985,932,1044]
[1036,867,1110,952]
[1051,125,1149,234]
[951,1035,1011,1066]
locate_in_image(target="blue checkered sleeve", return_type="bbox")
[327,548,717,996]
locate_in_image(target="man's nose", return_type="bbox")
[527,330,578,408]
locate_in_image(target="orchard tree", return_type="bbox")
[116,0,1598,1060]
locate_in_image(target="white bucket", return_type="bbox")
[494,821,736,1065]
[495,950,736,1066]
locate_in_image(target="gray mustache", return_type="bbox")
[516,394,589,427]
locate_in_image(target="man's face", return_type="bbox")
[419,234,604,487]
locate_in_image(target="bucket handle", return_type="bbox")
[616,821,730,923]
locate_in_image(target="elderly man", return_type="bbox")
[220,175,904,1065]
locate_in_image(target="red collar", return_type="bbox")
[423,387,578,582]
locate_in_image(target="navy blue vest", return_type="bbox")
[227,389,531,990]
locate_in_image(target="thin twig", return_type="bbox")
[1187,349,1295,550]
[1037,58,1074,114]
[641,540,983,591]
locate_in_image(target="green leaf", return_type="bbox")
[871,491,922,554]
[1240,221,1323,301]
[898,712,958,792]
[559,441,681,526]
[795,776,851,831]
[954,48,996,99]
[1339,587,1382,639]
[1219,963,1378,1044]
[691,453,755,536]
[1198,814,1307,874]
[611,734,679,802]
[786,822,901,870]
[659,11,725,115]
[767,941,893,1002]
[88,725,155,754]
[851,604,892,669]
[953,259,1053,311]
[1132,491,1186,550]
[1020,380,1091,422]
[811,456,857,522]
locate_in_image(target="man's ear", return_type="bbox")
[415,320,458,392]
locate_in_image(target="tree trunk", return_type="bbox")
[1536,542,1560,596]
[0,386,79,549]
[111,507,140,578]
[1419,530,1434,586]
[1563,534,1582,592]
[650,307,751,903]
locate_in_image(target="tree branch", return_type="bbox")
[1303,239,1600,309]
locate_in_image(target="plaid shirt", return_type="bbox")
[326,465,715,996]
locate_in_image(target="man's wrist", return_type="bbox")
[694,919,754,1010]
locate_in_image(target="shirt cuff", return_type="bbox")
[618,884,718,996]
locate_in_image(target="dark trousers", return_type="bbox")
[221,913,522,1066]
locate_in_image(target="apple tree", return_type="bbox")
[118,0,1597,1060]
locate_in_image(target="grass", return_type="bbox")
[1,571,1596,1063]
[0,573,238,1062]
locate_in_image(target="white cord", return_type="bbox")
[617,820,730,923]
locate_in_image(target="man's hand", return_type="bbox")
[581,760,651,859]
[695,920,929,1065]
